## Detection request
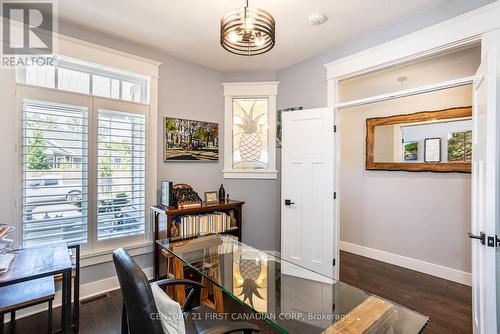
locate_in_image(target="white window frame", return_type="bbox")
[6,30,160,260]
[16,55,150,104]
[16,84,155,256]
[222,81,279,179]
[16,85,92,253]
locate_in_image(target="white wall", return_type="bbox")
[340,85,472,274]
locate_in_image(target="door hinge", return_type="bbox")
[333,192,336,199]
[333,258,336,266]
[334,125,337,133]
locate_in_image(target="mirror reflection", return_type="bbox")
[373,117,472,163]
[366,106,472,173]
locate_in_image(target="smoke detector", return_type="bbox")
[308,13,328,26]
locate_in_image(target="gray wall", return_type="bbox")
[51,23,282,286]
[222,71,280,251]
[274,0,494,275]
[2,0,495,288]
[340,85,472,273]
[52,22,227,284]
[277,0,495,110]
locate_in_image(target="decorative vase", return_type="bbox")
[218,184,226,203]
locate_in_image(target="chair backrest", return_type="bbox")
[112,248,163,334]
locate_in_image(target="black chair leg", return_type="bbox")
[121,303,128,334]
[8,311,14,334]
[1,312,4,334]
[47,300,52,334]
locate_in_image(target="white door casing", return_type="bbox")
[471,47,497,334]
[281,107,336,279]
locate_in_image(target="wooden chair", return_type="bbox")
[0,276,55,334]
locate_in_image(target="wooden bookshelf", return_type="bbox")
[151,200,244,280]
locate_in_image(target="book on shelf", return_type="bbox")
[175,211,234,238]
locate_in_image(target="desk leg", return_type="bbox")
[173,258,186,305]
[61,269,72,333]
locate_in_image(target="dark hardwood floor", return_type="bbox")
[340,251,472,334]
[5,251,472,334]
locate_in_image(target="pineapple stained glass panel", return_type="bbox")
[233,251,268,313]
[232,98,269,169]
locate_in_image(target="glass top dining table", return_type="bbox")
[157,234,429,334]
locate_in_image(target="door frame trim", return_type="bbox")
[325,2,500,328]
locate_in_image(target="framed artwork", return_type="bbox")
[164,117,219,161]
[448,130,472,162]
[403,141,418,161]
[204,191,218,204]
[424,138,441,162]
[277,106,302,147]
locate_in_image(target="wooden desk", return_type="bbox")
[0,243,73,333]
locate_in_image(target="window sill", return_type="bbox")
[223,169,278,179]
[80,241,153,268]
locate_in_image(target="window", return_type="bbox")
[58,67,90,94]
[223,82,278,179]
[93,75,120,99]
[97,109,146,240]
[20,86,150,250]
[25,66,55,89]
[232,98,269,169]
[22,99,89,247]
[17,55,149,104]
[121,81,142,103]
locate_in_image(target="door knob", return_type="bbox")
[284,199,295,206]
[468,232,486,245]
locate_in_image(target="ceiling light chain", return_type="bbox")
[220,0,276,56]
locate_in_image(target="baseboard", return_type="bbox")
[3,267,154,323]
[340,241,471,286]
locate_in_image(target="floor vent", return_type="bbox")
[80,292,111,306]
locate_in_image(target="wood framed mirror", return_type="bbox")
[366,106,472,173]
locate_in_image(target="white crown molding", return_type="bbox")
[223,81,279,96]
[324,1,500,80]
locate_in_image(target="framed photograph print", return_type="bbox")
[204,191,218,204]
[424,138,441,162]
[164,117,219,161]
[403,141,418,161]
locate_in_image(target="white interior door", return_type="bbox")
[471,47,497,334]
[281,107,336,279]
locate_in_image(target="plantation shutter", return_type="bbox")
[22,99,88,247]
[97,109,146,240]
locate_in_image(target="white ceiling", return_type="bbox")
[57,0,452,72]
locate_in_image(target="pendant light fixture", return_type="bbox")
[220,0,276,56]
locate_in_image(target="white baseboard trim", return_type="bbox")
[340,241,471,286]
[3,267,154,323]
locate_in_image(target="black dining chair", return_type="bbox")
[112,248,259,334]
